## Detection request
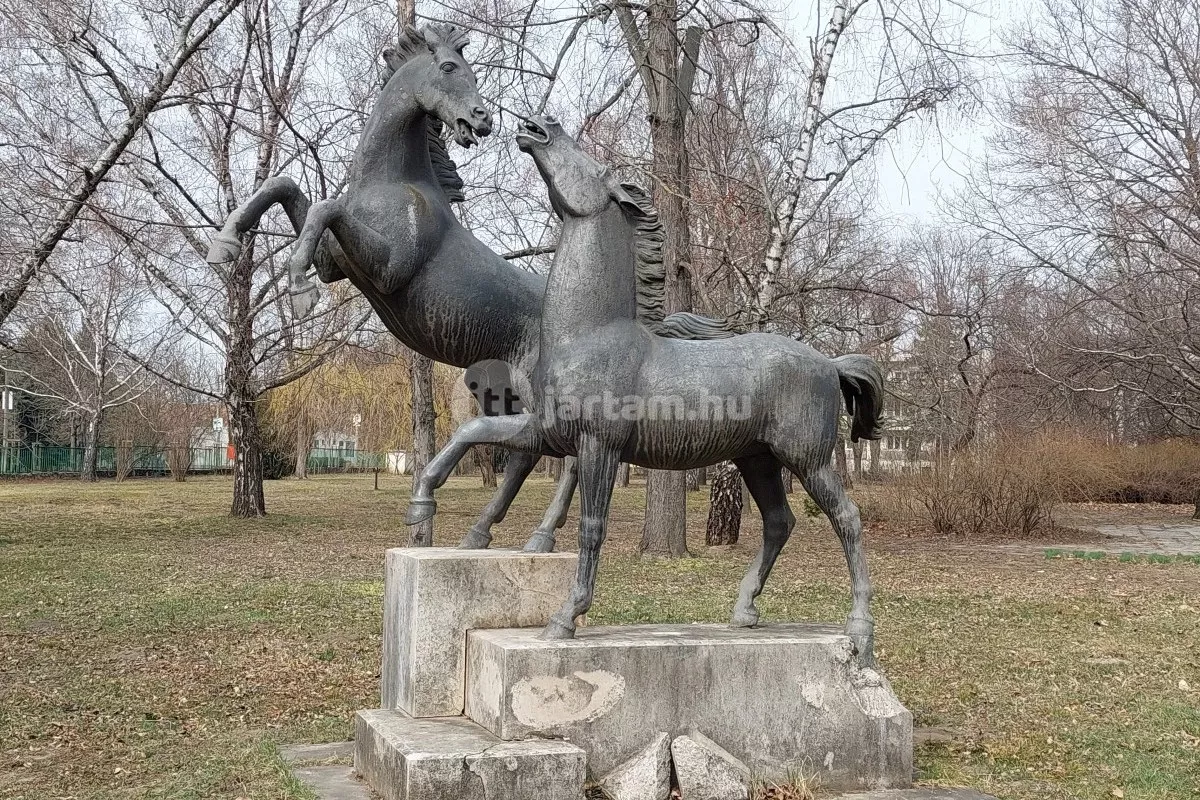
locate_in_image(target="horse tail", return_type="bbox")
[832,354,885,442]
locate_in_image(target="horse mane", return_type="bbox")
[616,182,737,340]
[379,24,469,204]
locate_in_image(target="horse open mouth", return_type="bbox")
[455,118,485,147]
[515,119,551,150]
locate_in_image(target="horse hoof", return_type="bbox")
[539,617,576,640]
[290,283,320,318]
[405,499,437,525]
[458,527,492,549]
[730,607,759,628]
[206,232,241,264]
[845,617,876,668]
[851,634,877,669]
[522,531,556,553]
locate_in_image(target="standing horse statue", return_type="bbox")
[206,25,729,552]
[405,117,885,666]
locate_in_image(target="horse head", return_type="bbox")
[516,115,646,220]
[382,23,492,147]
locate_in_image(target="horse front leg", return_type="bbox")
[207,176,311,265]
[288,199,397,318]
[542,438,620,640]
[404,414,545,530]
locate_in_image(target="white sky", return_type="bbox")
[775,0,1036,222]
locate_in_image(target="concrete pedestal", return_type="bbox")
[381,547,577,717]
[464,623,912,791]
[354,710,586,800]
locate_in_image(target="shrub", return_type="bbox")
[876,438,1060,537]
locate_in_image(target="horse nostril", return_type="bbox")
[472,106,490,121]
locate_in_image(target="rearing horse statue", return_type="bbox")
[406,117,886,667]
[207,24,730,551]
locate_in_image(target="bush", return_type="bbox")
[876,438,1061,537]
[874,434,1200,537]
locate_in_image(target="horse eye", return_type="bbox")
[440,62,456,73]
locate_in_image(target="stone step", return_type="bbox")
[354,709,586,800]
[464,623,912,791]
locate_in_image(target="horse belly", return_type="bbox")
[626,416,764,470]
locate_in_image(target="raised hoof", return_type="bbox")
[206,232,242,264]
[404,498,437,526]
[538,616,576,640]
[730,606,760,628]
[289,282,320,318]
[522,531,556,553]
[458,527,492,549]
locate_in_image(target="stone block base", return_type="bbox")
[381,547,577,717]
[465,623,912,791]
[354,710,586,800]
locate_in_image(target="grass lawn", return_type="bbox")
[1,473,1197,799]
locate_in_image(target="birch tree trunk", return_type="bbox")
[80,411,102,482]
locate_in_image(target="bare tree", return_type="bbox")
[0,0,244,328]
[7,239,156,481]
[122,0,373,515]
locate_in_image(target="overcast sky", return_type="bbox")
[772,0,1037,222]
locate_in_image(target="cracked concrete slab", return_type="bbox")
[290,765,372,800]
[354,709,585,800]
[466,623,911,789]
[831,790,998,799]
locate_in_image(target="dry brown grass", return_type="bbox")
[1,474,1198,800]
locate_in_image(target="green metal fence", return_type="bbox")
[0,445,385,477]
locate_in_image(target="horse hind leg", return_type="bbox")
[797,462,876,668]
[523,456,577,553]
[459,451,538,549]
[730,454,795,628]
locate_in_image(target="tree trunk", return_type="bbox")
[80,411,102,482]
[852,440,864,478]
[229,391,265,517]
[834,435,853,490]
[294,417,309,479]
[633,3,701,559]
[706,461,742,545]
[782,467,794,494]
[549,456,562,480]
[869,438,881,476]
[1193,486,1200,520]
[408,352,436,546]
[686,468,701,491]
[473,445,497,488]
[642,470,690,557]
[615,462,630,488]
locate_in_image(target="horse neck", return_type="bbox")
[542,203,638,348]
[351,75,438,188]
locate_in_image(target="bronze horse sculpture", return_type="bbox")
[406,117,886,666]
[207,24,728,552]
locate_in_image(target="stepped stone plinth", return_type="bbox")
[464,623,912,791]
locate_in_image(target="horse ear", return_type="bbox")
[381,47,404,75]
[608,179,648,219]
